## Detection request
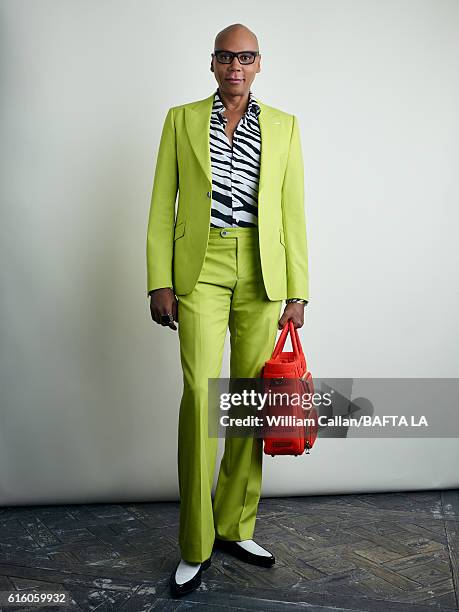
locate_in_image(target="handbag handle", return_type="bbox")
[290,320,308,374]
[272,320,301,360]
[271,322,290,359]
[290,320,307,368]
[289,320,301,359]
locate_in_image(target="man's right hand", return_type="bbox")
[149,288,178,331]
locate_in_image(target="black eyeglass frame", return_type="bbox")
[212,49,261,65]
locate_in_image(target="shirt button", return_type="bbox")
[206,191,211,198]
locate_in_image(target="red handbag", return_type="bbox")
[260,320,318,456]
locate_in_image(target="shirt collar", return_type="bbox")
[212,87,261,123]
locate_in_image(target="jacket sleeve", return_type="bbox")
[281,114,309,301]
[146,107,178,297]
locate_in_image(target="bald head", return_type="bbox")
[214,23,259,52]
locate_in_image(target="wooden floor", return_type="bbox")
[0,490,458,611]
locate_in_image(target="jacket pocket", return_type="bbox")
[174,221,186,241]
[279,226,285,246]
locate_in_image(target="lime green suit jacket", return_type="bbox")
[146,91,309,302]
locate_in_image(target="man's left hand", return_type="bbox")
[278,302,305,330]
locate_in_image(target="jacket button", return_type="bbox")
[206,191,211,198]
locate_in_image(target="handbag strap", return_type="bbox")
[272,320,302,360]
[271,321,290,359]
[289,320,301,359]
[289,320,308,372]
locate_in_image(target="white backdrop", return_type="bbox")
[1,0,458,506]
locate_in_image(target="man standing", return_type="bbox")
[146,23,309,597]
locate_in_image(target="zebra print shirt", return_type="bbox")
[209,87,261,228]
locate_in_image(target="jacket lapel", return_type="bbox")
[184,93,214,185]
[184,92,277,201]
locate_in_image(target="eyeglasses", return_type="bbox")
[212,49,260,65]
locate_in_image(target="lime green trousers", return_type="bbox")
[176,226,283,563]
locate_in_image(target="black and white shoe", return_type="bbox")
[170,556,212,598]
[214,538,275,567]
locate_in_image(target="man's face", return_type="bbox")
[211,31,261,98]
